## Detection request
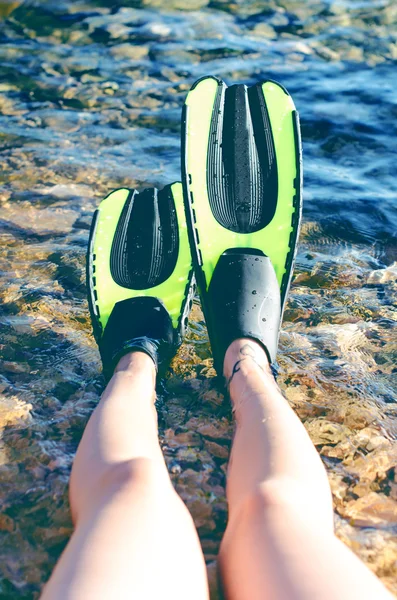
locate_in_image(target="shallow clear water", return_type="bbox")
[0,0,396,597]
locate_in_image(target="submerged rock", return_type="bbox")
[344,493,397,528]
[110,43,149,60]
[143,0,210,8]
[0,395,32,430]
[367,263,397,284]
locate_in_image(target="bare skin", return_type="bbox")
[41,352,209,600]
[42,342,393,600]
[220,338,393,600]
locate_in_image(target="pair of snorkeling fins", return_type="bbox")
[87,76,302,380]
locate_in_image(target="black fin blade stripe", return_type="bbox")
[207,83,233,228]
[206,83,278,234]
[110,190,136,288]
[248,84,278,224]
[110,187,179,290]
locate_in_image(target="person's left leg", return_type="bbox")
[41,352,209,600]
[218,339,393,600]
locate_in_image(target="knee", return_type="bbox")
[229,478,334,530]
[254,478,305,509]
[70,457,168,523]
[99,457,167,495]
[241,479,302,516]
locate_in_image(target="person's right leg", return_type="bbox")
[41,352,209,600]
[219,338,393,600]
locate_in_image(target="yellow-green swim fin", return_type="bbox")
[181,76,302,374]
[87,184,194,378]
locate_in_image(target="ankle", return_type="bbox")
[223,339,272,384]
[114,351,156,383]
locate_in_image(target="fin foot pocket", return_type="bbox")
[100,297,174,379]
[207,250,281,374]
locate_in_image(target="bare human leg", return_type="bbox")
[219,338,393,600]
[41,352,209,600]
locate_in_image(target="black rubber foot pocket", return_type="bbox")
[99,296,174,378]
[206,249,281,374]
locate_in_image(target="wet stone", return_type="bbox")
[251,23,277,38]
[204,440,230,460]
[143,0,210,8]
[110,43,149,60]
[367,263,397,284]
[343,493,397,528]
